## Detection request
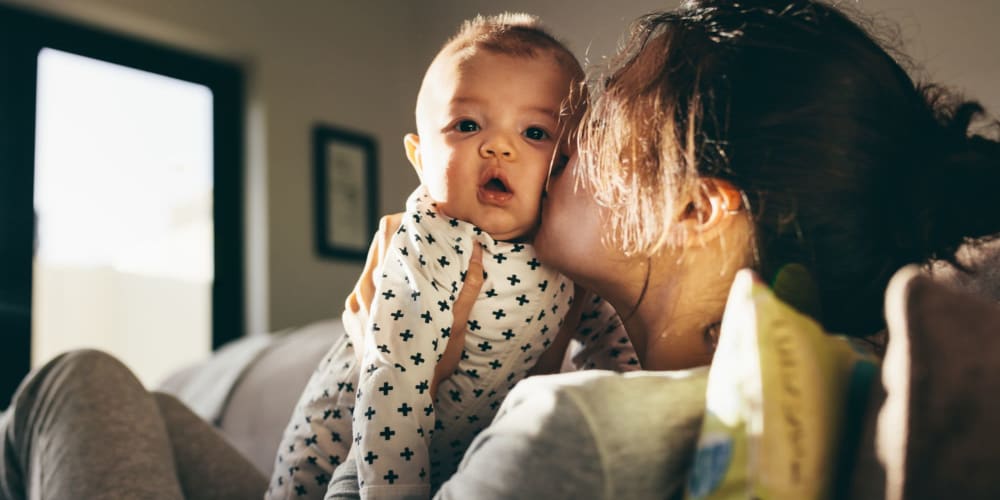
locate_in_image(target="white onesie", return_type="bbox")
[353,187,573,498]
[266,187,637,500]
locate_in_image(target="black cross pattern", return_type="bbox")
[380,426,396,440]
[300,188,579,497]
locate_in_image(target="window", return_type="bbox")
[0,5,244,399]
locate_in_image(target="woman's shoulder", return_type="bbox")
[499,368,709,461]
[508,367,708,420]
[498,368,709,499]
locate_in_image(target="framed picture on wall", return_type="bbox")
[313,124,378,261]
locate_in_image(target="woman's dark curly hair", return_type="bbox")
[577,0,1000,335]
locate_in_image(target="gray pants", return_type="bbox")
[0,349,267,500]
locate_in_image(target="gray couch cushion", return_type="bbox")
[159,318,344,475]
[157,333,274,424]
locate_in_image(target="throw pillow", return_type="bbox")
[686,269,879,499]
[877,265,1000,500]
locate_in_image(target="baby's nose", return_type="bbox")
[480,136,516,160]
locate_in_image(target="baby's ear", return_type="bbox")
[404,134,423,178]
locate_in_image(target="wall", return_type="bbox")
[414,0,1000,114]
[1,0,428,334]
[4,0,998,335]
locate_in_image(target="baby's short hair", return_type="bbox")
[442,13,582,78]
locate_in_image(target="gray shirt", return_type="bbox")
[327,367,708,500]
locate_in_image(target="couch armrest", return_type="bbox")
[158,318,345,475]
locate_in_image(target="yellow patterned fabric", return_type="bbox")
[686,270,879,500]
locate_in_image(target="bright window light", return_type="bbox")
[33,48,215,386]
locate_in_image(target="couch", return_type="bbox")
[158,318,344,475]
[157,240,1000,498]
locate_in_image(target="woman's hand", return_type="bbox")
[341,215,486,396]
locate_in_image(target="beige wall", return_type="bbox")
[414,0,1000,116]
[5,0,999,335]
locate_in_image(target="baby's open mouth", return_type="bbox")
[483,177,509,193]
[478,170,514,205]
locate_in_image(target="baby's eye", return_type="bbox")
[455,120,480,132]
[524,127,549,141]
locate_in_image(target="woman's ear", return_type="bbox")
[404,133,423,179]
[676,178,744,240]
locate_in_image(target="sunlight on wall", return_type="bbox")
[32,48,214,387]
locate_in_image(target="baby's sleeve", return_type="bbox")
[353,225,464,500]
[566,295,640,372]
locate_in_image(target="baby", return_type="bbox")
[268,13,588,500]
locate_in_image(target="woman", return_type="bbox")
[328,0,1000,498]
[3,1,998,499]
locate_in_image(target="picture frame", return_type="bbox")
[313,123,379,261]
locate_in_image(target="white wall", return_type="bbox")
[5,0,999,335]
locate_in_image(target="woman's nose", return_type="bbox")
[479,134,516,160]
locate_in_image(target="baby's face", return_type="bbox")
[411,50,574,241]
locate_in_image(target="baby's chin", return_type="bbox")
[435,202,536,243]
[477,221,536,243]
